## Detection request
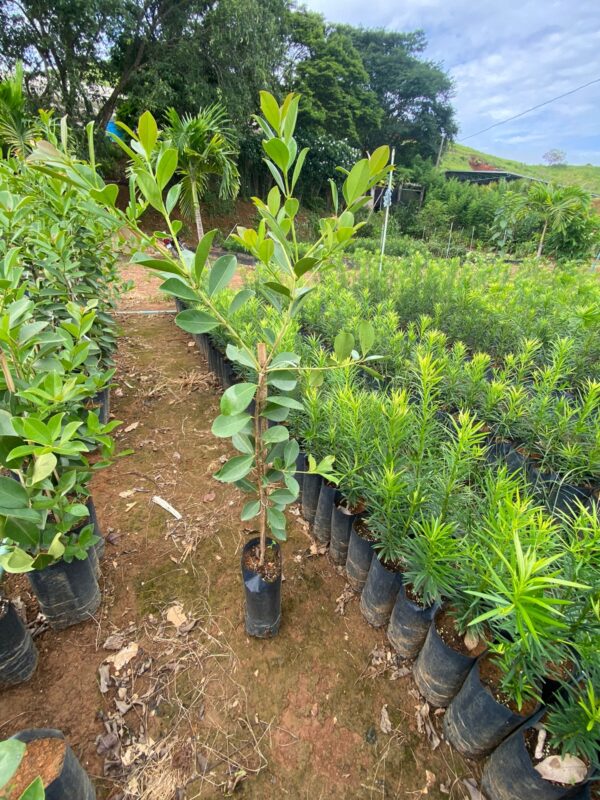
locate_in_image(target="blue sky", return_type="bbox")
[300,0,600,165]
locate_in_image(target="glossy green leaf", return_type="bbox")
[31,452,57,485]
[267,370,297,391]
[266,395,303,410]
[156,147,178,189]
[19,776,46,800]
[293,256,318,278]
[220,383,257,415]
[194,229,218,282]
[263,425,289,444]
[241,499,260,521]
[228,288,254,316]
[211,413,252,438]
[138,111,158,156]
[0,739,25,788]
[226,344,256,369]
[160,278,199,302]
[176,309,219,334]
[358,321,375,356]
[263,139,290,173]
[334,332,354,362]
[369,145,390,174]
[214,454,254,483]
[208,254,237,297]
[259,90,280,130]
[0,475,29,511]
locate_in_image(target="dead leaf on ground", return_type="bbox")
[105,642,139,672]
[202,492,215,502]
[103,633,126,651]
[119,489,135,499]
[380,704,392,734]
[335,585,355,615]
[415,701,441,750]
[166,603,187,630]
[124,421,140,433]
[152,495,182,520]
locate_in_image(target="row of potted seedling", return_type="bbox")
[347,249,600,381]
[190,331,598,799]
[0,126,124,708]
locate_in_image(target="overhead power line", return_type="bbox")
[459,76,600,142]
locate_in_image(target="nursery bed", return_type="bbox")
[0,271,481,800]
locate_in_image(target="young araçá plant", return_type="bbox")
[31,92,392,569]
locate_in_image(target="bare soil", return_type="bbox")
[435,610,486,659]
[478,655,538,716]
[0,272,482,799]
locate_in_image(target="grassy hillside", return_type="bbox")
[442,143,600,195]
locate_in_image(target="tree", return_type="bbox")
[346,28,457,164]
[164,103,240,241]
[523,183,590,258]
[542,149,567,167]
[0,0,121,119]
[284,10,382,147]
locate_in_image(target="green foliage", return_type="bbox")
[0,738,45,799]
[545,671,600,764]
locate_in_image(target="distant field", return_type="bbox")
[442,143,600,195]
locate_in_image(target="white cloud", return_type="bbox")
[300,0,600,164]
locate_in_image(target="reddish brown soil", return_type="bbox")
[0,271,481,799]
[435,609,486,658]
[243,543,281,582]
[6,738,66,798]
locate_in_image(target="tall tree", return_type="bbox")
[284,9,382,148]
[346,28,457,163]
[522,184,591,258]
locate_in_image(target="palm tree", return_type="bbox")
[525,183,590,258]
[0,62,39,156]
[164,103,240,241]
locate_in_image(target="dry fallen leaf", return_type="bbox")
[166,603,187,630]
[416,701,441,750]
[105,642,139,671]
[380,704,392,734]
[202,492,215,502]
[119,489,135,499]
[124,421,140,433]
[535,755,587,785]
[461,778,488,800]
[464,631,479,650]
[103,633,126,651]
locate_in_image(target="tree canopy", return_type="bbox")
[0,0,456,191]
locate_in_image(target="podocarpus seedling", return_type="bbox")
[31,92,392,569]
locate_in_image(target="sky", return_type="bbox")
[300,0,600,165]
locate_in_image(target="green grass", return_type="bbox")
[442,143,600,195]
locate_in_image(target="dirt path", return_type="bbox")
[0,274,479,799]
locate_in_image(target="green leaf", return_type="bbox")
[130,252,183,276]
[263,425,289,444]
[165,182,182,214]
[267,507,286,538]
[232,432,254,454]
[284,198,299,218]
[369,145,390,174]
[267,185,281,216]
[291,147,309,191]
[226,344,256,369]
[358,321,375,356]
[90,184,119,207]
[31,452,57,485]
[259,90,280,130]
[0,475,29,511]
[160,278,199,302]
[241,499,260,521]
[263,139,290,173]
[267,370,297,391]
[307,369,324,388]
[334,332,355,361]
[264,160,286,194]
[0,739,25,789]
[264,281,290,298]
[343,159,370,205]
[284,439,300,467]
[262,404,290,422]
[220,383,257,415]
[293,256,319,278]
[214,455,254,483]
[156,147,178,189]
[211,413,251,438]
[19,776,46,800]
[229,288,254,316]
[208,255,237,297]
[194,229,218,282]
[136,172,162,212]
[138,111,158,157]
[266,395,303,410]
[176,309,219,334]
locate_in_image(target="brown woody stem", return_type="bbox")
[255,342,268,566]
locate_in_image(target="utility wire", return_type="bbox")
[459,76,600,142]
